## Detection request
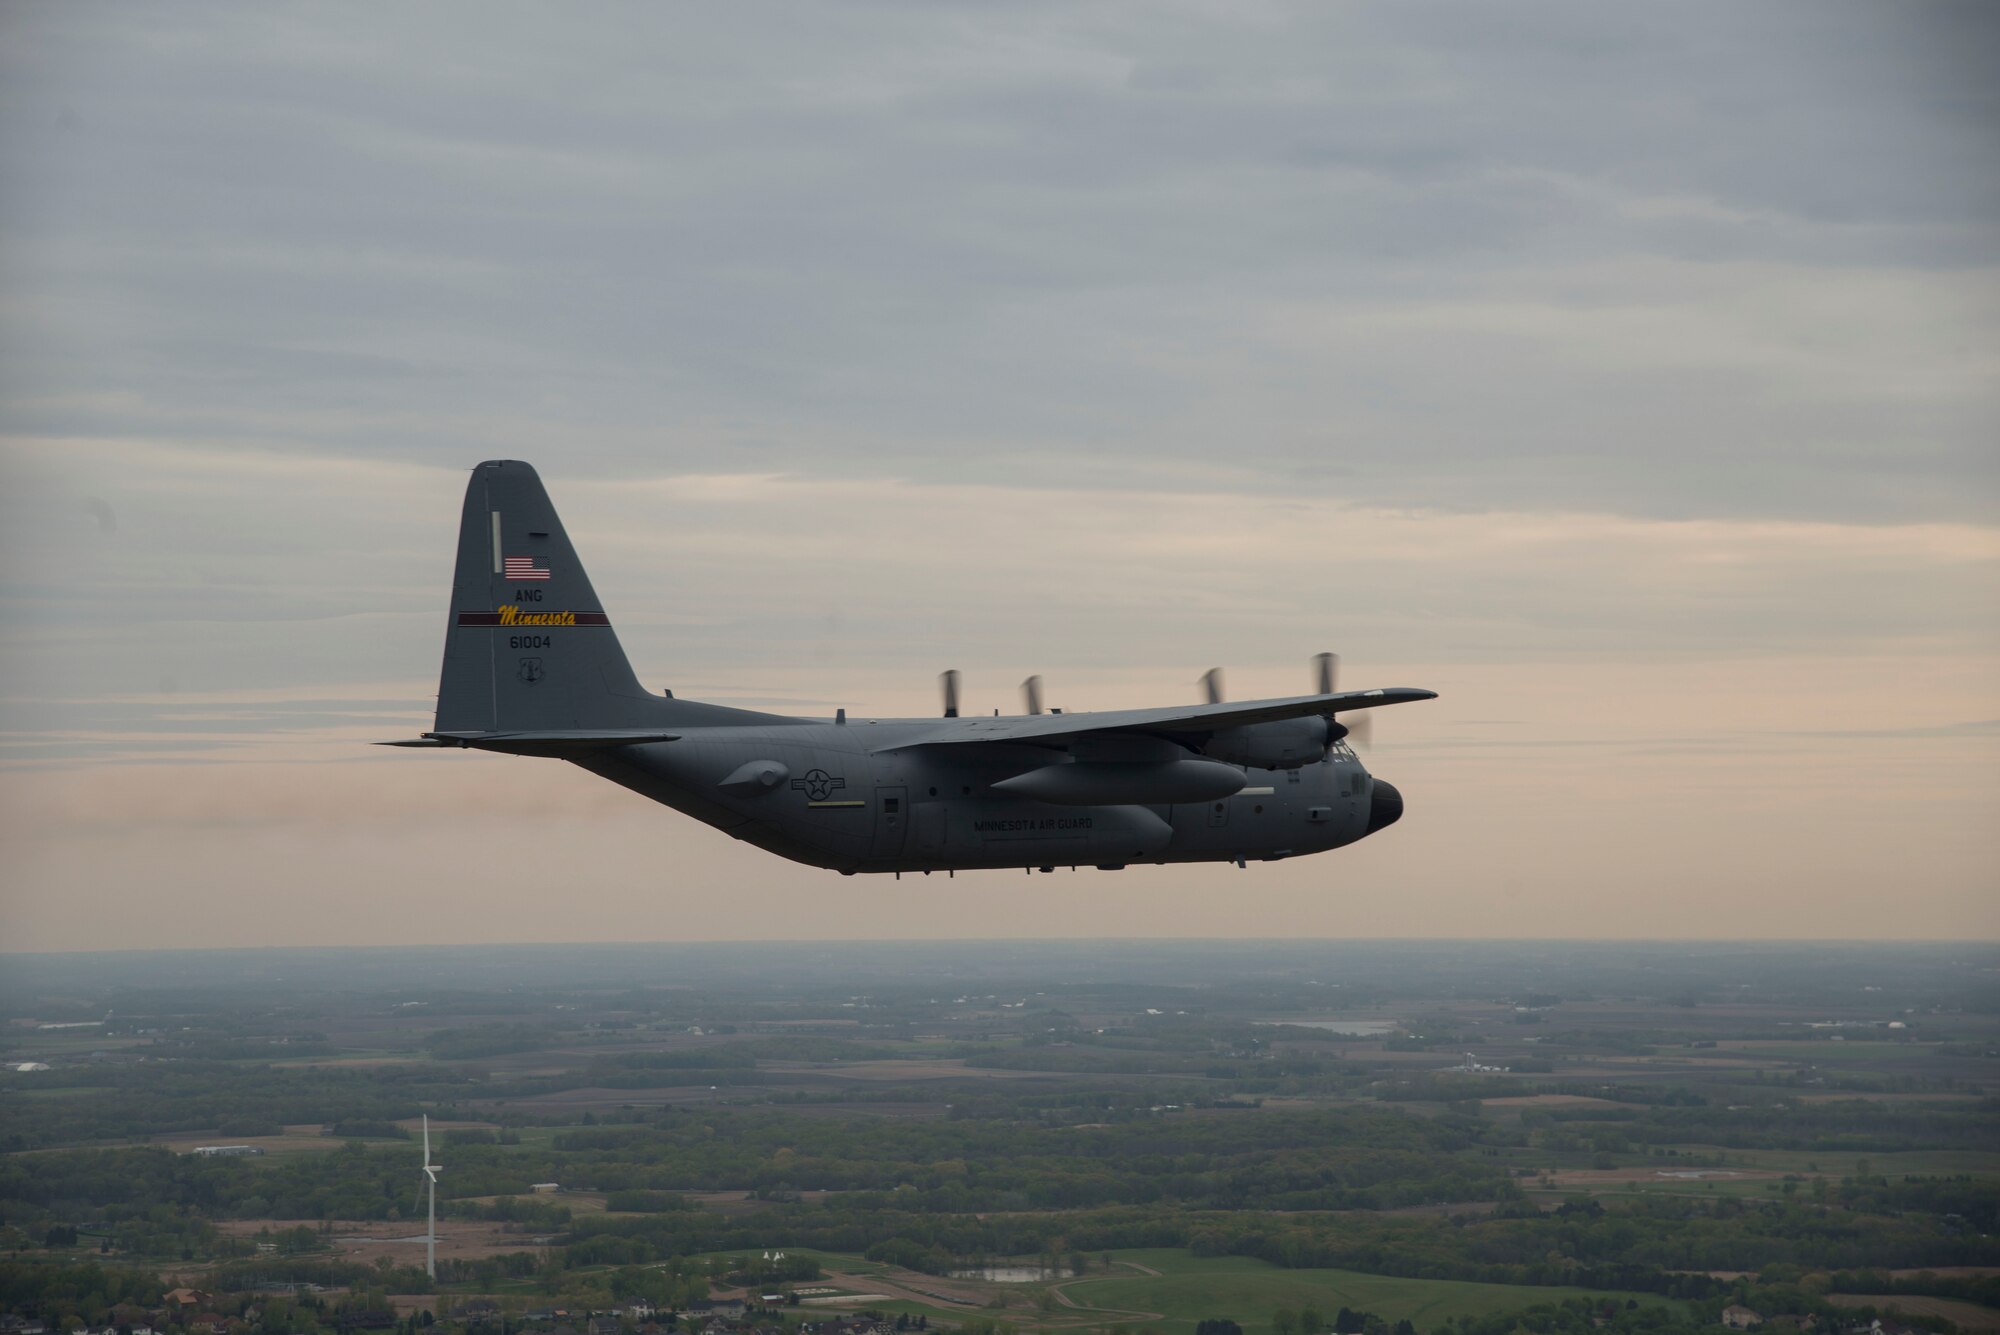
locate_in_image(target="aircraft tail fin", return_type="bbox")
[433,461,666,734]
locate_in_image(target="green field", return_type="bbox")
[1655,1147,2000,1178]
[503,1127,568,1148]
[1710,1041,1939,1064]
[686,1248,887,1276]
[1544,1178,1789,1201]
[1054,1250,1682,1333]
[6,1085,107,1100]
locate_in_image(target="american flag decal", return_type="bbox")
[503,555,552,581]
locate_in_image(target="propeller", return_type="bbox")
[1200,667,1224,705]
[1313,651,1337,696]
[1345,712,1374,750]
[1022,675,1043,716]
[1313,651,1372,749]
[940,669,960,719]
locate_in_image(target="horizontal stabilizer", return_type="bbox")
[382,729,682,756]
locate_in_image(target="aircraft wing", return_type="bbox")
[379,729,683,755]
[875,688,1436,752]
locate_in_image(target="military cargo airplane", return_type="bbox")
[387,461,1436,875]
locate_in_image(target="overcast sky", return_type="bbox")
[2,2,1995,951]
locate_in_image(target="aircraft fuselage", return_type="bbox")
[571,722,1399,874]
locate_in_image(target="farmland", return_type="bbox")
[1052,1251,1684,1332]
[2,941,1996,1335]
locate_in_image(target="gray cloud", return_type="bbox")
[2,1,1993,522]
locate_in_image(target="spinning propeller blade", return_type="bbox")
[940,669,960,719]
[1345,711,1373,750]
[1022,675,1043,716]
[1313,652,1376,749]
[1200,667,1224,705]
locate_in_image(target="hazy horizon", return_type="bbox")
[4,934,1991,961]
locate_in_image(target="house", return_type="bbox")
[1721,1308,1763,1330]
[530,1182,561,1193]
[164,1291,217,1313]
[827,1321,878,1335]
[625,1303,655,1321]
[589,1318,623,1335]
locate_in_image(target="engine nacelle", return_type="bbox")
[1201,716,1331,769]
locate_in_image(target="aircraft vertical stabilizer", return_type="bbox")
[435,461,655,734]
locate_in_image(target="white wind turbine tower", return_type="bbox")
[421,1115,441,1279]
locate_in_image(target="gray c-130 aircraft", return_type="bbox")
[388,461,1436,875]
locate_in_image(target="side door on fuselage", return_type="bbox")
[871,784,908,862]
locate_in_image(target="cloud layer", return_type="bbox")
[4,3,1994,519]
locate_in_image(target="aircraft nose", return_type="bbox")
[1365,778,1404,835]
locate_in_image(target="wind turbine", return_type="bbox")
[421,1114,441,1279]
